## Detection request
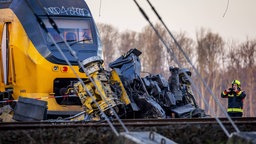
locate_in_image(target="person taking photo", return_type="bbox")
[221,80,246,117]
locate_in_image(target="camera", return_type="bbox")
[229,88,234,91]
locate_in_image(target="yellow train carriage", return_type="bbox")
[0,0,102,116]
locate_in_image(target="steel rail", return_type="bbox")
[1,117,256,129]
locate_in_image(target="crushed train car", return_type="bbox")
[109,48,207,119]
[1,48,207,122]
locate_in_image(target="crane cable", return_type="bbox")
[24,0,129,136]
[145,0,240,135]
[223,0,230,17]
[146,0,240,136]
[99,0,102,17]
[36,0,129,134]
[145,0,239,131]
[133,0,239,137]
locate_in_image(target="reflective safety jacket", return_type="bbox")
[221,89,246,113]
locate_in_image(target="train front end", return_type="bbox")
[0,0,102,117]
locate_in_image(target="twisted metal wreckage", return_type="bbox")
[108,48,207,119]
[3,48,207,121]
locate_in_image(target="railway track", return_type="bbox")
[1,117,255,144]
[1,117,256,130]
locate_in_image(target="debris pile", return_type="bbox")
[1,49,207,121]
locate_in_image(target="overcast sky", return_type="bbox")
[86,0,256,42]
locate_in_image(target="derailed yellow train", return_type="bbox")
[0,0,125,118]
[0,0,207,121]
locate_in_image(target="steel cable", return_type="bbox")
[24,0,129,136]
[145,0,240,135]
[134,0,240,137]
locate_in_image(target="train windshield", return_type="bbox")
[43,18,93,45]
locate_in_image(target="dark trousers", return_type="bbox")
[228,112,243,117]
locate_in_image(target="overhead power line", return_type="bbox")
[134,0,240,138]
[223,0,230,17]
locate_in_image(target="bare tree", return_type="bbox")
[217,38,256,117]
[195,28,225,112]
[97,23,120,69]
[97,22,256,117]
[119,30,138,55]
[239,39,256,68]
[236,39,256,117]
[166,31,194,68]
[196,28,225,73]
[137,23,166,74]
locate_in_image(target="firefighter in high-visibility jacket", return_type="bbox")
[221,80,246,117]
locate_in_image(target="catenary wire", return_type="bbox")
[35,0,129,134]
[24,0,128,136]
[145,0,240,135]
[133,0,239,137]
